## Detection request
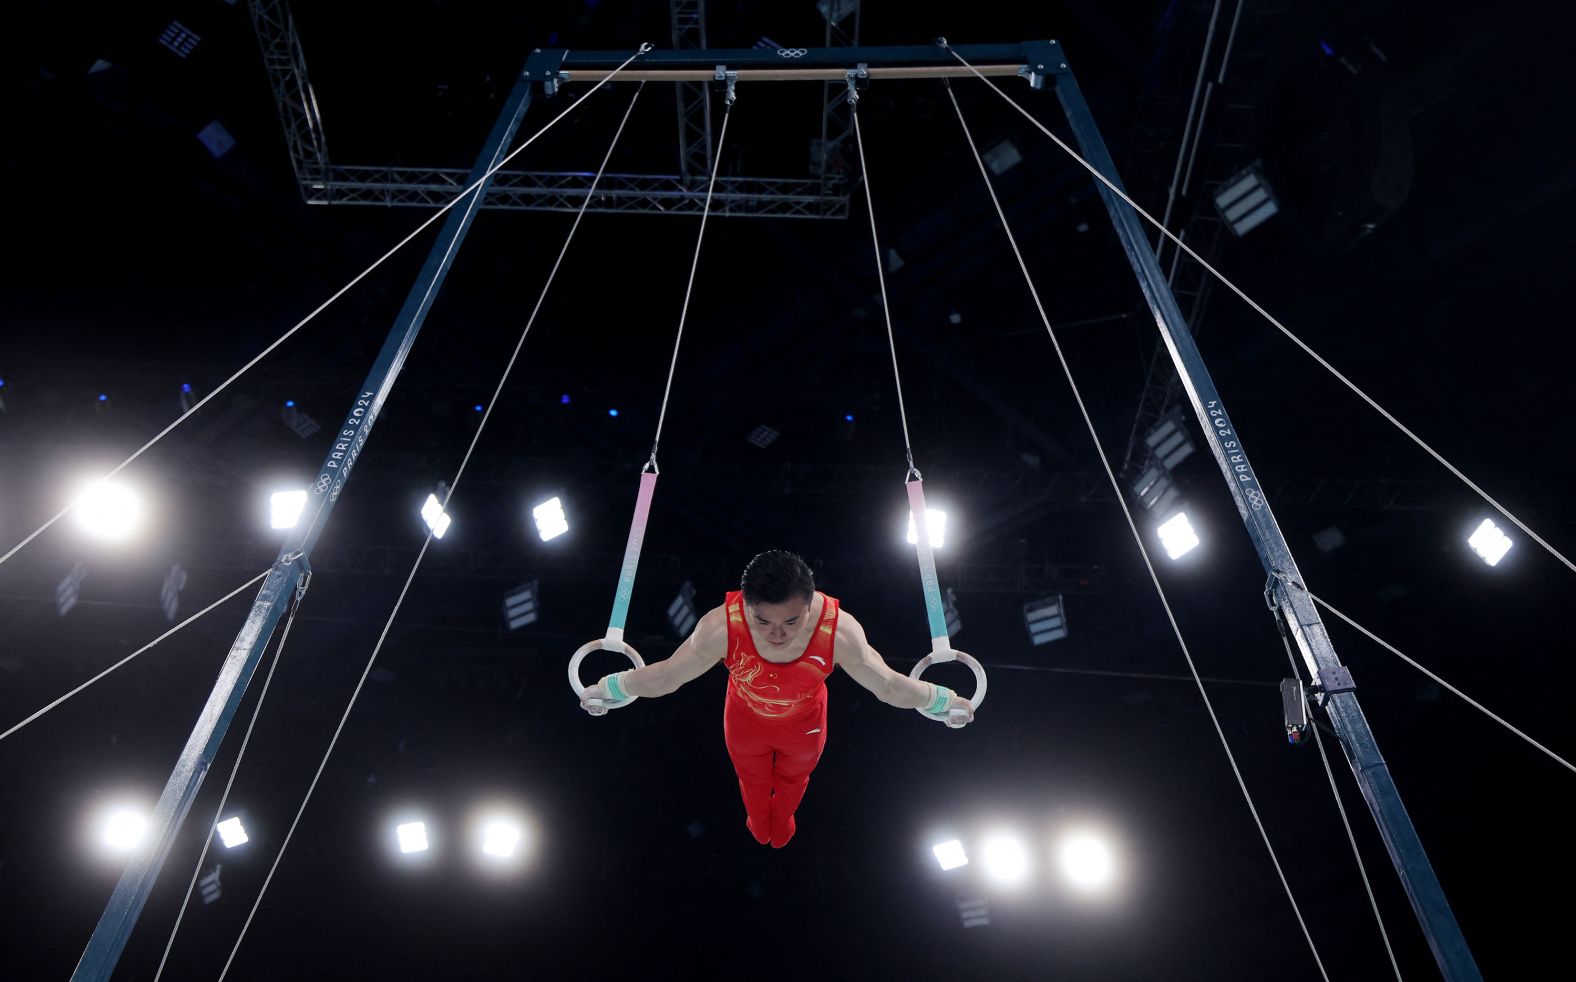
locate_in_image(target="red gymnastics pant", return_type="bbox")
[723,687,828,845]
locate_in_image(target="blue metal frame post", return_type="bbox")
[1037,42,1480,980]
[70,51,558,981]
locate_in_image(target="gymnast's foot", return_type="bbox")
[746,815,770,846]
[770,814,796,849]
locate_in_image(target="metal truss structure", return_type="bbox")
[246,0,855,218]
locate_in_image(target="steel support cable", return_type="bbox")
[1267,589,1403,981]
[154,571,308,981]
[1276,577,1576,777]
[649,94,734,463]
[942,78,1330,981]
[0,570,270,744]
[0,44,653,573]
[216,79,646,980]
[943,46,1576,578]
[1153,0,1223,266]
[849,94,918,474]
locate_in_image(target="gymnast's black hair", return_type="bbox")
[740,550,816,606]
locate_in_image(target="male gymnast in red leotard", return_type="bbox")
[579,550,974,848]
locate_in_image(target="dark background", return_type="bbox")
[3,1,1573,979]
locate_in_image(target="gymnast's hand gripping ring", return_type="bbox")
[908,647,987,727]
[569,637,647,714]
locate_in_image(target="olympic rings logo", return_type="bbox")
[776,48,808,58]
[314,474,333,495]
[1245,487,1265,511]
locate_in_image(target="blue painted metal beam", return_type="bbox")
[1040,41,1481,980]
[70,51,555,982]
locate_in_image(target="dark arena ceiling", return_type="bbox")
[2,1,1574,979]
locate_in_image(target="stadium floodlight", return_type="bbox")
[1132,464,1183,518]
[270,490,308,529]
[1467,518,1512,567]
[667,581,699,637]
[981,833,1030,886]
[503,581,539,631]
[482,820,521,859]
[75,480,143,542]
[102,806,149,853]
[932,839,969,871]
[1058,833,1115,891]
[1023,595,1067,645]
[1157,512,1201,560]
[532,497,569,542]
[1213,163,1280,236]
[1144,414,1195,470]
[906,508,948,549]
[396,821,429,854]
[216,816,249,849]
[420,494,451,539]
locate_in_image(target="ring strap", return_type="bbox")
[905,477,954,660]
[607,471,658,643]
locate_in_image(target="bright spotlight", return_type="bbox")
[396,821,429,854]
[1157,511,1200,559]
[420,494,451,539]
[75,481,143,542]
[270,490,308,529]
[216,816,249,849]
[102,807,149,853]
[906,508,948,549]
[1059,833,1115,891]
[981,833,1030,886]
[482,820,522,859]
[932,839,969,871]
[532,497,569,542]
[1467,518,1512,566]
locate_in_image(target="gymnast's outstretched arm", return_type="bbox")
[579,605,726,711]
[834,611,975,724]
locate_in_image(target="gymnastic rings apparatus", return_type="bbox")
[569,78,740,714]
[847,74,987,727]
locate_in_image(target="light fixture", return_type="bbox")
[396,821,429,854]
[503,581,538,631]
[216,816,249,849]
[1157,512,1201,560]
[1144,414,1195,470]
[481,821,521,859]
[906,508,948,549]
[667,581,698,637]
[270,490,308,530]
[932,839,968,871]
[102,807,149,853]
[421,494,451,539]
[1058,833,1115,891]
[198,864,223,904]
[1312,526,1346,553]
[957,898,991,928]
[75,480,143,543]
[1022,595,1067,645]
[57,563,89,617]
[159,563,187,623]
[280,401,320,438]
[1132,463,1183,519]
[1213,163,1280,236]
[531,497,569,542]
[982,139,1022,175]
[981,833,1030,886]
[1467,518,1512,566]
[747,424,779,449]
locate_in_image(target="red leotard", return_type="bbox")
[721,590,838,847]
